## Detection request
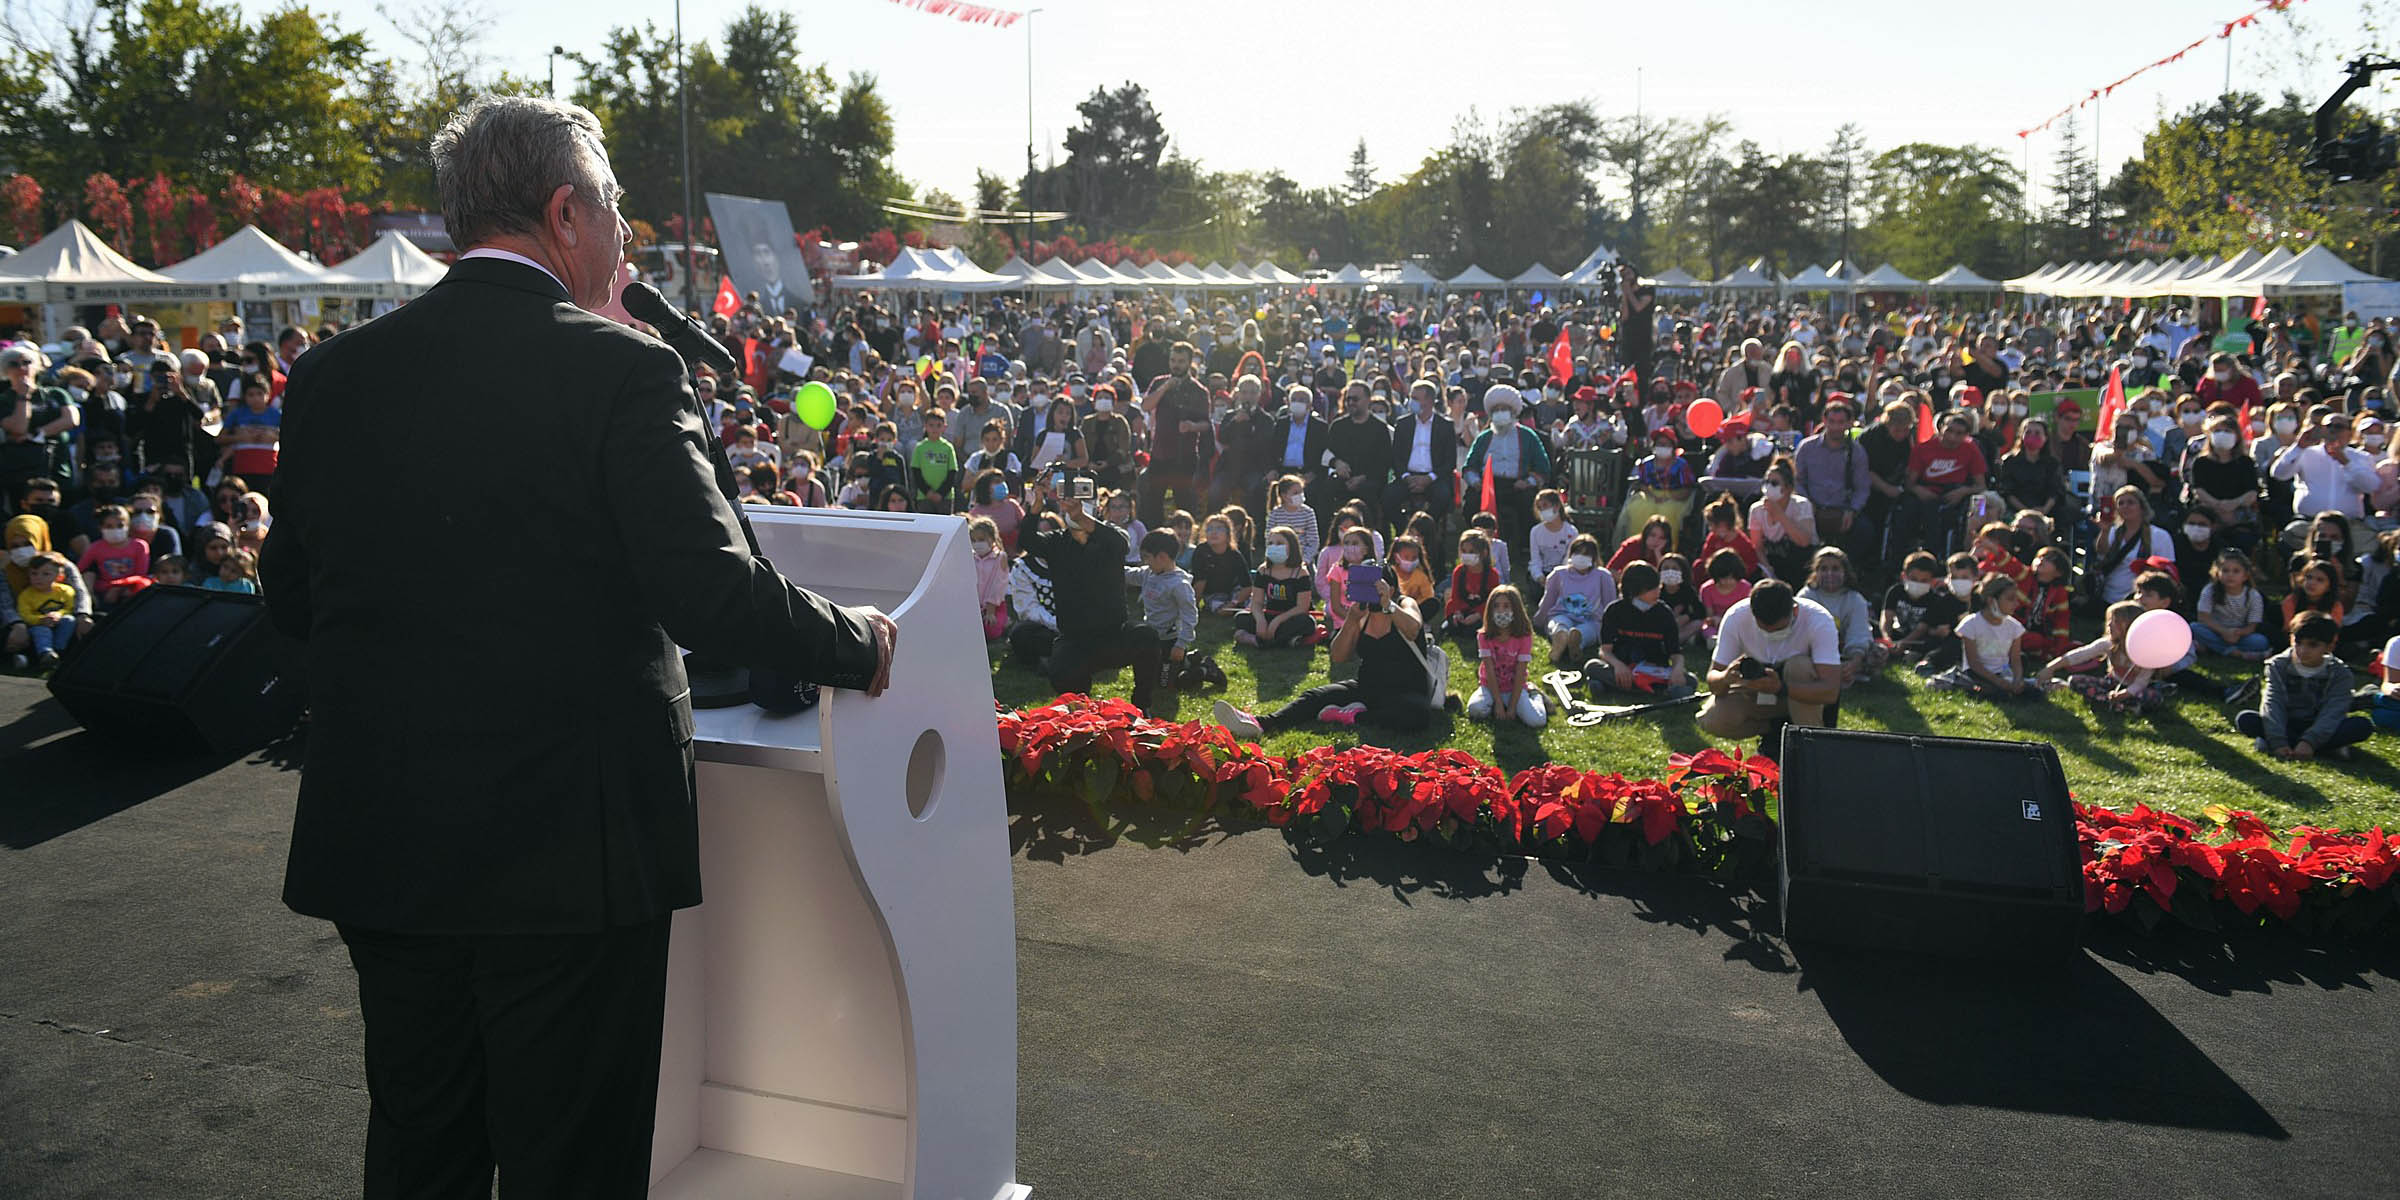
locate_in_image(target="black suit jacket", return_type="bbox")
[262,257,879,934]
[1266,415,1332,480]
[1389,414,1458,481]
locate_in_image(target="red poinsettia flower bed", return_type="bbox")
[998,696,2396,939]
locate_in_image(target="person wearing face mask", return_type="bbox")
[2269,411,2381,554]
[1382,379,1457,531]
[1079,382,1136,492]
[1587,561,1691,699]
[1748,456,1818,585]
[2179,412,2261,545]
[1994,416,2067,523]
[1797,545,1878,686]
[1532,533,1619,667]
[1462,384,1551,556]
[1,345,77,507]
[2194,352,2261,414]
[2,512,94,671]
[1320,381,1394,530]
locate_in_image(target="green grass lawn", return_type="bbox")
[989,613,2400,835]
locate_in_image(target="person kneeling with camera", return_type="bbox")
[1697,578,1842,754]
[1217,560,1439,739]
[1031,480,1182,717]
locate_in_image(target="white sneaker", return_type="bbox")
[1214,698,1264,742]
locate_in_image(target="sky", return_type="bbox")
[286,0,2392,211]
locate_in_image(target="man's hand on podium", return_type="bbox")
[865,611,898,698]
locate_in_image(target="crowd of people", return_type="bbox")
[11,262,2400,761]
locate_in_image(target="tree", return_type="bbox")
[1344,138,1375,203]
[1862,143,2025,278]
[1820,123,1870,267]
[570,6,906,238]
[2039,113,2102,262]
[0,0,384,196]
[1051,82,1169,236]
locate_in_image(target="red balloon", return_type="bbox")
[1686,398,1724,438]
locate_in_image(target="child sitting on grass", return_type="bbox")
[14,552,78,670]
[2036,600,2172,714]
[1390,534,1437,607]
[1466,510,1512,583]
[203,547,259,595]
[1445,530,1502,644]
[1532,533,1617,668]
[1124,528,1200,718]
[1798,546,1879,684]
[1467,584,1545,728]
[1528,488,1577,581]
[1189,513,1252,614]
[2234,612,2373,762]
[1698,548,1753,640]
[1234,527,1318,648]
[1657,552,1707,646]
[2280,557,2343,642]
[1697,495,1761,580]
[2134,569,2211,692]
[2193,548,2269,660]
[2020,546,2076,662]
[1880,551,1958,665]
[1928,575,2037,701]
[1587,561,1691,699]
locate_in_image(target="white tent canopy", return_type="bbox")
[1446,264,1504,288]
[161,224,379,299]
[1642,266,1703,289]
[1383,261,1442,289]
[830,245,1018,292]
[1507,263,1564,287]
[1784,264,1838,290]
[321,229,449,300]
[1927,264,2002,291]
[1327,263,1371,286]
[0,219,217,303]
[992,254,1071,290]
[1197,261,1246,288]
[1715,259,1778,290]
[1027,257,1086,289]
[2242,244,2388,296]
[1856,262,1924,289]
[1249,261,1302,285]
[1563,242,1615,285]
[1066,258,1135,288]
[1134,260,1181,284]
[1168,262,1210,285]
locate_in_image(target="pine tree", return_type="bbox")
[2043,113,2102,260]
[1344,138,1376,203]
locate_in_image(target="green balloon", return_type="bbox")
[796,380,838,430]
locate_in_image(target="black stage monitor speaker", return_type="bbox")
[47,585,304,755]
[1777,727,2083,959]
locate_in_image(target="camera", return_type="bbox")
[1071,477,1095,501]
[1735,656,1769,680]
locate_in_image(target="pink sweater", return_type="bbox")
[972,548,1008,608]
[1477,630,1533,695]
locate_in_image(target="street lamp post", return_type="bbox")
[1024,8,1042,259]
[547,45,564,99]
[677,0,698,314]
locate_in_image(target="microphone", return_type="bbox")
[621,280,738,375]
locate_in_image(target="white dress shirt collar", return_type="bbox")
[459,247,568,295]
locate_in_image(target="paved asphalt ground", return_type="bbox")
[3,675,2394,1198]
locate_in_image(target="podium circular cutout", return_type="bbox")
[905,728,945,821]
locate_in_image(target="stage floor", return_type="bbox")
[2,676,2393,1198]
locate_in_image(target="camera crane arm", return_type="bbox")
[2316,58,2400,147]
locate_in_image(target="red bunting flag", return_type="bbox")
[713,275,740,318]
[2251,295,2270,321]
[884,0,1023,27]
[1548,327,1574,387]
[2093,364,2127,450]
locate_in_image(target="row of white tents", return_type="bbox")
[832,242,1632,294]
[0,218,450,305]
[2000,246,2388,299]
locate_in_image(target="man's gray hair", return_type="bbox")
[430,95,613,249]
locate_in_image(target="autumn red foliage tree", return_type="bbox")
[83,173,135,251]
[1,174,41,245]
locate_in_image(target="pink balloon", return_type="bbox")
[2125,609,2193,671]
[1686,398,1724,438]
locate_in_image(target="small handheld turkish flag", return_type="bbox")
[713,275,740,318]
[2093,364,2126,447]
[1548,327,1574,387]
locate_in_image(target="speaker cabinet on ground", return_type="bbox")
[47,586,303,755]
[1777,727,2084,959]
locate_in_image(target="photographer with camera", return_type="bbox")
[1698,578,1842,751]
[1026,470,1172,714]
[1216,556,1440,738]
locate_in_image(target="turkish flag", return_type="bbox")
[1479,446,1497,515]
[1548,327,1574,387]
[2093,364,2127,448]
[713,275,741,318]
[2250,295,2269,321]
[1915,397,1936,444]
[742,338,766,389]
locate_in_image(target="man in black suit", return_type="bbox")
[259,95,896,1200]
[1263,381,1331,523]
[1205,372,1278,517]
[1383,378,1457,530]
[1319,379,1393,527]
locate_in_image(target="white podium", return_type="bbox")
[649,508,1030,1200]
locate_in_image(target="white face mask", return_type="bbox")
[2209,430,2237,451]
[1660,569,1684,587]
[1763,482,1786,501]
[2370,435,2390,452]
[2183,524,2212,543]
[1093,396,1113,413]
[1569,554,1594,572]
[102,527,129,544]
[2273,417,2298,436]
[1903,579,1932,599]
[1491,409,1515,428]
[6,545,36,565]
[1537,507,1559,522]
[1653,444,1675,462]
[1947,577,1975,598]
[2178,411,2203,429]
[1459,552,1482,569]
[2214,370,2234,383]
[1631,596,1656,612]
